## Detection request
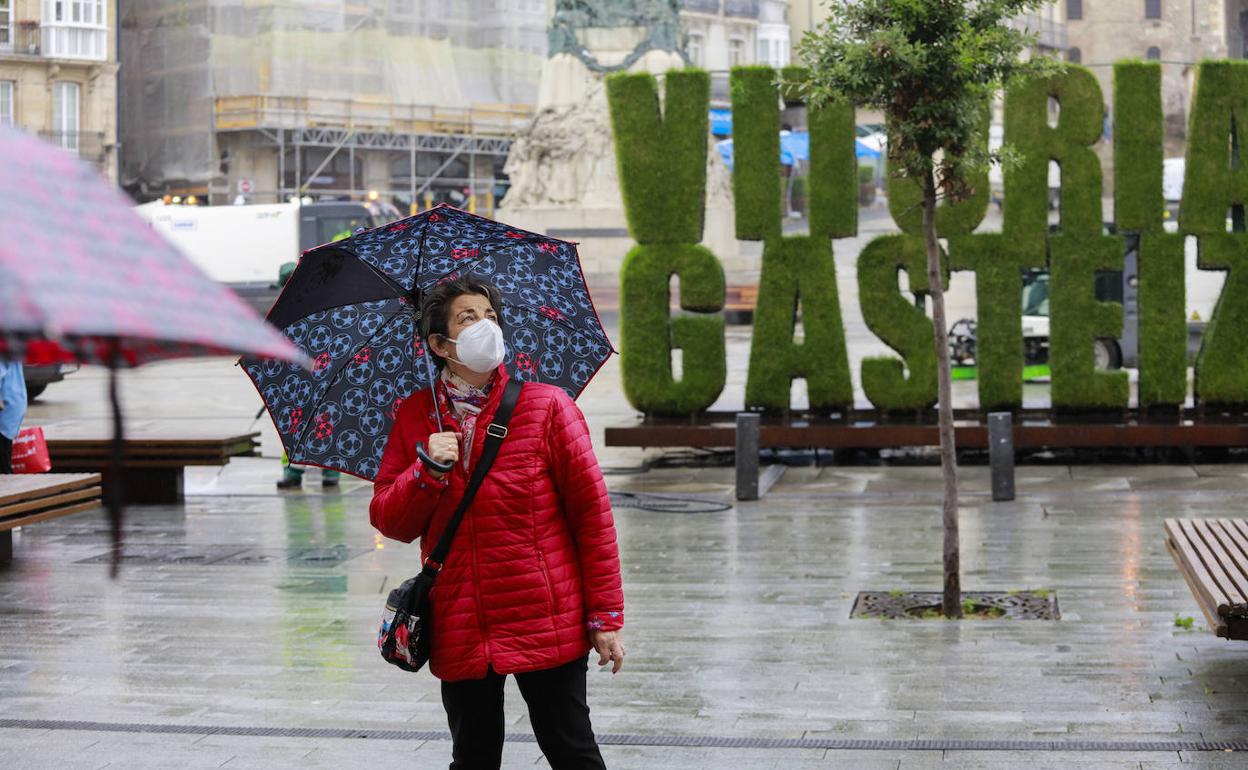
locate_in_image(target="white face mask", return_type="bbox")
[445,318,506,374]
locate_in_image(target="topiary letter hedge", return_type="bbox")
[1048,234,1129,409]
[858,234,948,410]
[948,234,1047,411]
[609,70,727,415]
[1004,66,1105,235]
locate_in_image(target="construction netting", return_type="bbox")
[120,0,548,193]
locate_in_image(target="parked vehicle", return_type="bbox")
[135,200,396,315]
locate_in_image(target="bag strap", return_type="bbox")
[422,377,523,575]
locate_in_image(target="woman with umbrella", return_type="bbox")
[369,276,625,770]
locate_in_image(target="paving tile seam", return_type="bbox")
[1,720,1245,753]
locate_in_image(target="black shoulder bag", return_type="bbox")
[377,378,522,672]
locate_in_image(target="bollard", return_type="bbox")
[987,411,1015,502]
[735,412,760,501]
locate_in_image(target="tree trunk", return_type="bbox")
[921,169,962,619]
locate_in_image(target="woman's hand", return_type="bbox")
[591,630,625,674]
[424,431,461,478]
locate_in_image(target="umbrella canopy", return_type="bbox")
[0,127,306,367]
[0,128,306,575]
[244,204,614,480]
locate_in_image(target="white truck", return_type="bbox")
[135,200,393,313]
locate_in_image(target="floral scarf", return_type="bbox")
[436,368,496,469]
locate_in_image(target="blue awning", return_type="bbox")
[709,109,732,137]
[716,131,881,170]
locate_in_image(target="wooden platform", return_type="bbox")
[605,409,1248,451]
[42,428,260,504]
[0,473,103,561]
[1164,518,1248,640]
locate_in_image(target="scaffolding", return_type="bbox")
[120,0,547,208]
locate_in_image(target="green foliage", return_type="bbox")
[619,243,726,415]
[949,234,1047,411]
[730,66,783,240]
[1114,62,1164,233]
[1003,66,1106,235]
[1194,234,1248,407]
[1049,234,1129,409]
[1174,614,1195,630]
[779,65,858,238]
[797,0,1050,206]
[1180,61,1248,235]
[1137,233,1187,407]
[745,236,853,412]
[858,235,948,410]
[888,104,992,236]
[606,69,709,244]
[858,165,875,185]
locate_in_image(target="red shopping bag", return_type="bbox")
[11,427,52,473]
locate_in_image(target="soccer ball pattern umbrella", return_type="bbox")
[244,204,614,480]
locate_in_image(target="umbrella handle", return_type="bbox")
[415,442,455,474]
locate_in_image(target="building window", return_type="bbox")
[1145,0,1161,19]
[52,81,80,150]
[0,81,13,127]
[0,0,11,49]
[1066,0,1082,21]
[687,33,704,68]
[728,37,744,67]
[1068,47,1082,63]
[1147,46,1161,60]
[41,0,108,60]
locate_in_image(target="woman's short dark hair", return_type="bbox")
[419,276,503,368]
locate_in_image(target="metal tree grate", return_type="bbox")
[851,590,1060,620]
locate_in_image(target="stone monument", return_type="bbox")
[498,0,737,278]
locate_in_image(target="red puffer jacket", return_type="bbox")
[369,366,624,682]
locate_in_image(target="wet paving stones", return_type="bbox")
[1,359,1247,767]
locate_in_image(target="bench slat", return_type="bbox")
[0,487,102,524]
[1190,519,1248,609]
[0,474,103,506]
[1165,519,1233,627]
[0,500,102,532]
[1178,519,1248,609]
[1214,519,1248,613]
[1166,537,1230,637]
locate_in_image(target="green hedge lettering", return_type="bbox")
[948,234,1047,411]
[1193,234,1248,406]
[607,70,710,244]
[888,104,991,236]
[1113,62,1164,233]
[1137,233,1187,407]
[859,235,948,410]
[1049,234,1129,408]
[745,236,854,411]
[1180,61,1248,235]
[619,244,726,415]
[1004,66,1105,235]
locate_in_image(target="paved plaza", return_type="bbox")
[1,341,1247,768]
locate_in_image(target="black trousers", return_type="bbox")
[0,435,11,473]
[441,655,606,770]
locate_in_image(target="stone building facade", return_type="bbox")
[0,0,119,182]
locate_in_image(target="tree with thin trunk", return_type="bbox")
[797,0,1054,617]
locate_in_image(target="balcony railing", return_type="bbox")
[42,22,107,61]
[41,131,108,168]
[724,0,760,18]
[0,22,43,55]
[683,0,720,13]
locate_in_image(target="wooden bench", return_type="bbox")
[724,285,759,326]
[1164,518,1248,640]
[43,428,260,504]
[0,474,103,561]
